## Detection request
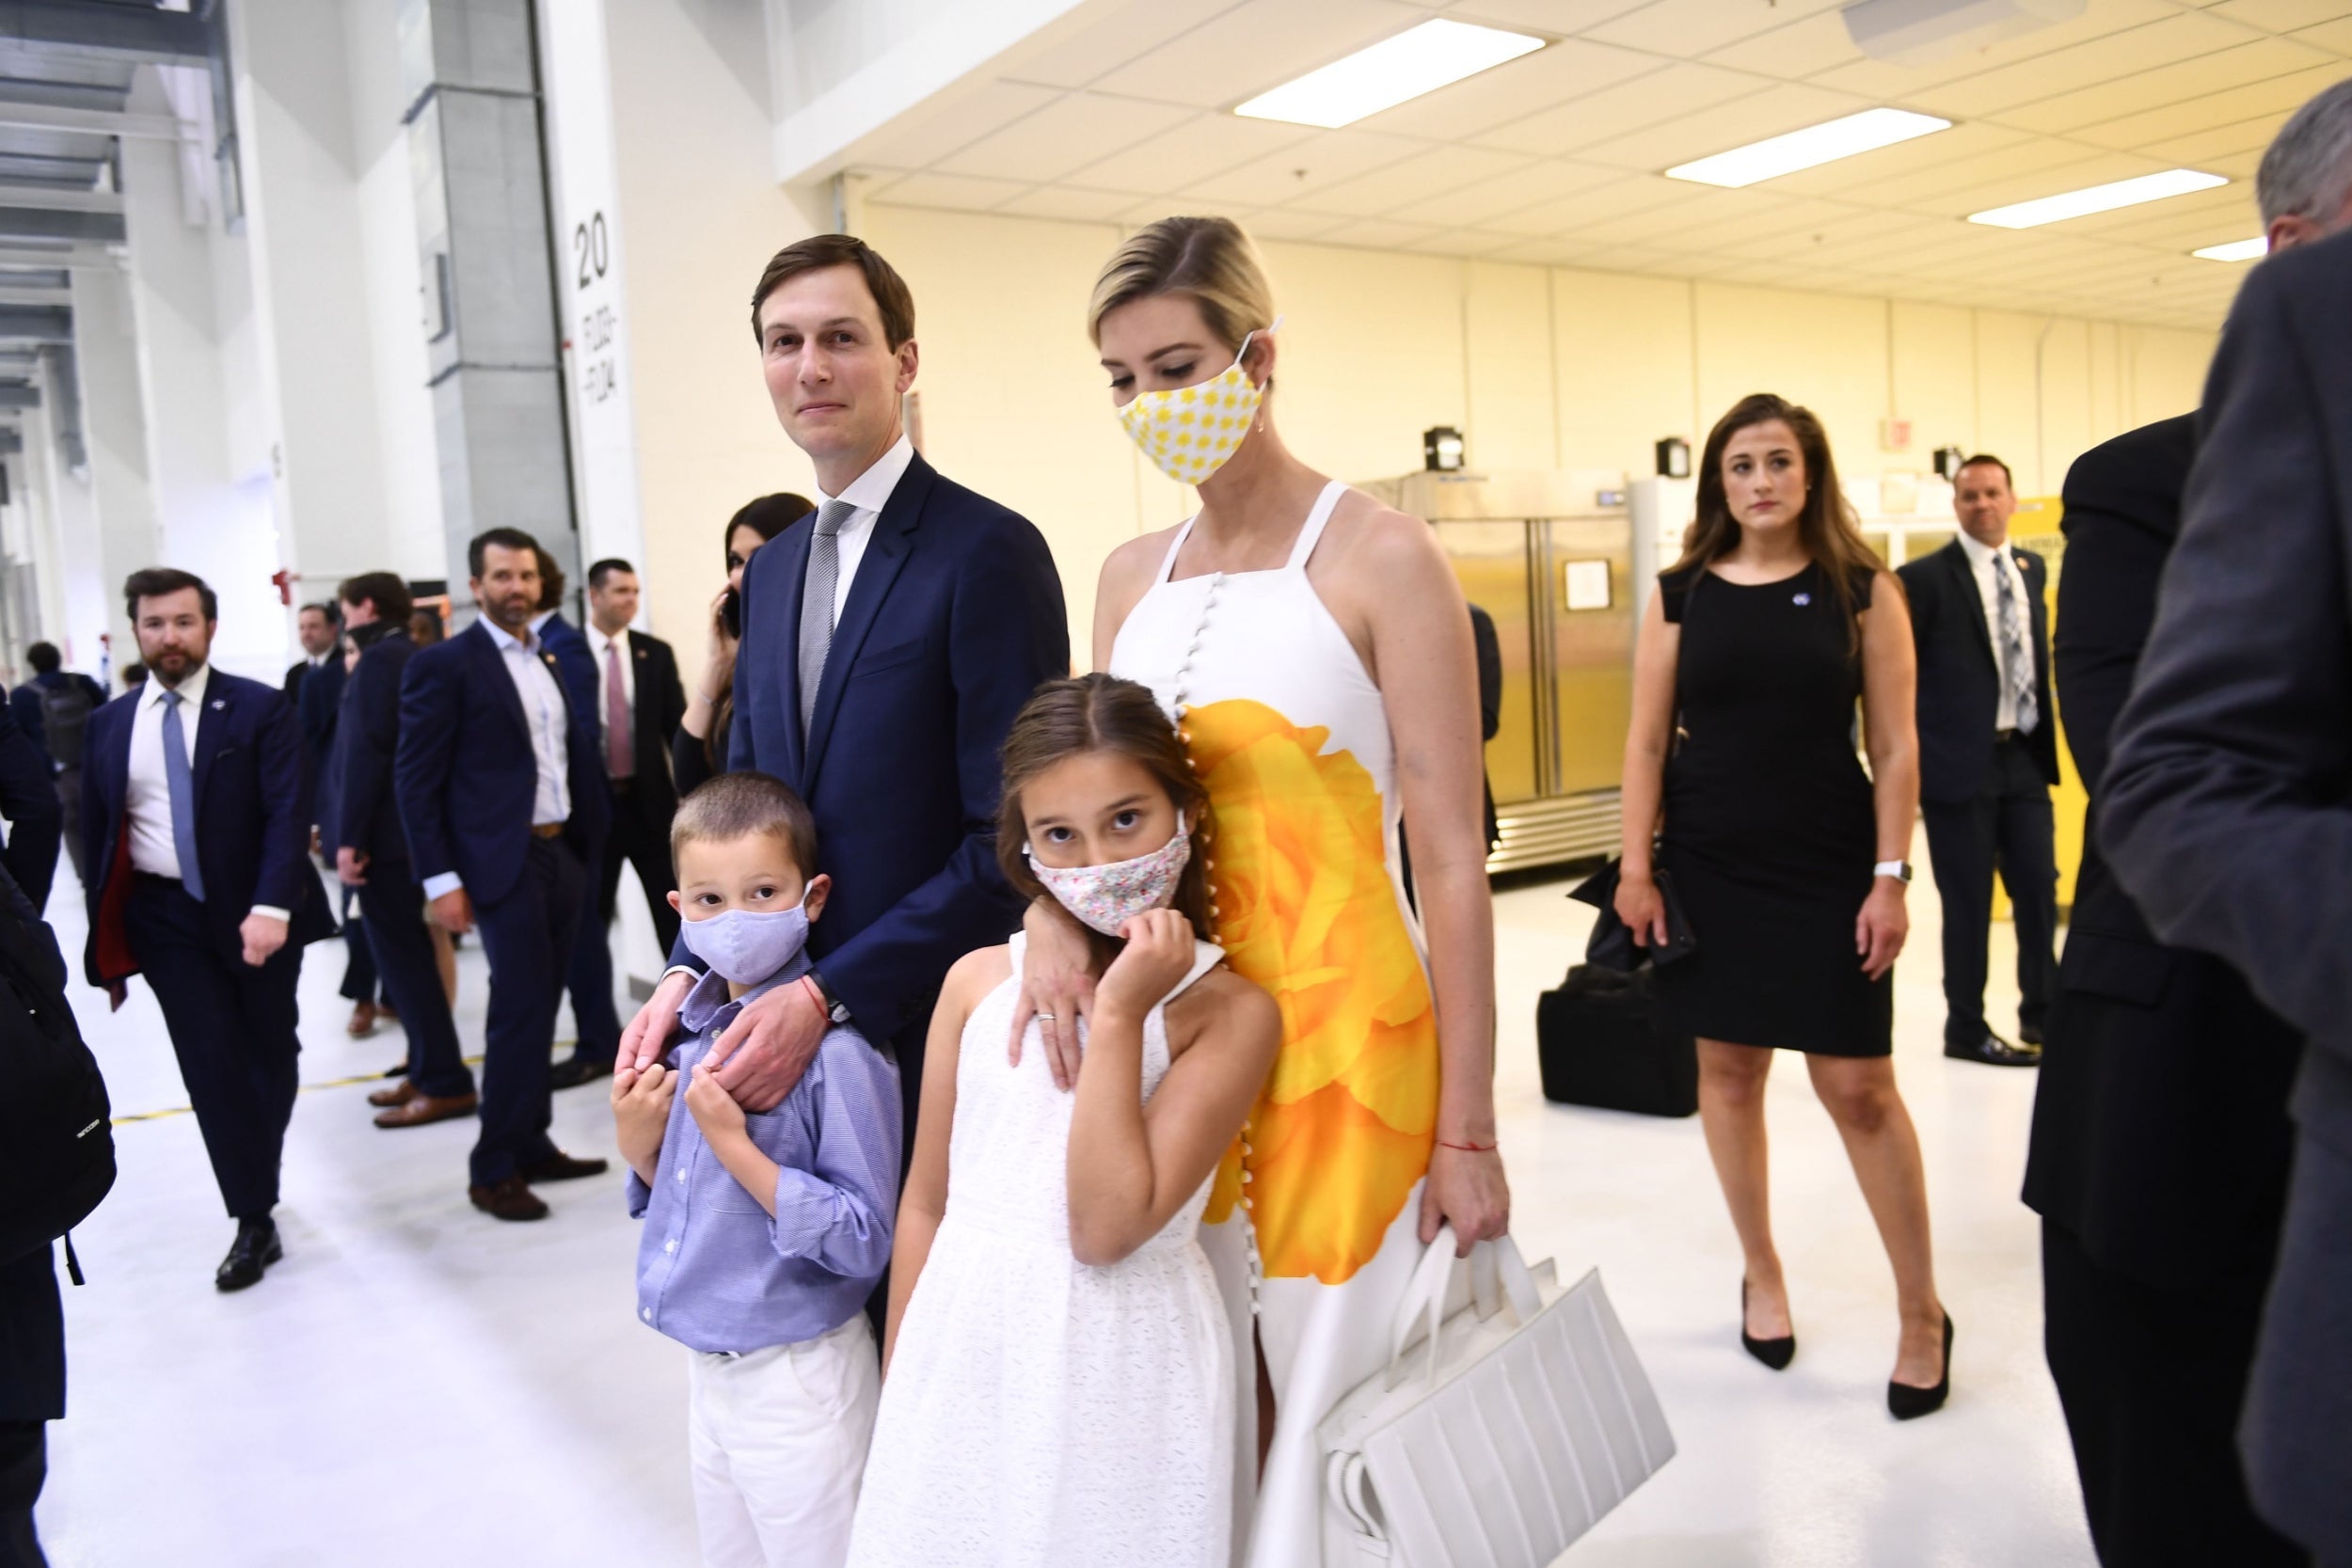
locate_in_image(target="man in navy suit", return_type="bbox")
[83,568,334,1290]
[619,234,1067,1180]
[287,599,384,1036]
[326,572,480,1132]
[1897,454,2061,1069]
[396,530,611,1221]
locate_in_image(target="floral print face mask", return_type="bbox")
[1027,818,1192,937]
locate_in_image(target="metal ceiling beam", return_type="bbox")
[0,1,215,70]
[0,286,66,306]
[0,381,36,408]
[0,303,70,341]
[0,204,120,244]
[0,185,119,214]
[0,244,116,268]
[0,101,178,140]
[0,430,22,455]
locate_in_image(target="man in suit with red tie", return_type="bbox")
[394,530,611,1221]
[82,568,334,1291]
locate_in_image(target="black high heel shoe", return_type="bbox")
[1888,1313,1955,1420]
[1740,1280,1796,1370]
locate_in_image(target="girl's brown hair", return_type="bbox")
[996,673,1214,942]
[1675,392,1888,652]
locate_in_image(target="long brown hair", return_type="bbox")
[1675,392,1886,651]
[995,674,1214,948]
[707,492,813,768]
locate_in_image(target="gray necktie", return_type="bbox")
[160,689,205,902]
[1994,557,2038,734]
[799,499,856,736]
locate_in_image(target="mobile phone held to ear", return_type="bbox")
[722,587,743,640]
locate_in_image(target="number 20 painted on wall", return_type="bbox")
[574,212,609,291]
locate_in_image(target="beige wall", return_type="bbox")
[858,202,2217,657]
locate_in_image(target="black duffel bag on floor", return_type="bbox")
[1537,964,1698,1118]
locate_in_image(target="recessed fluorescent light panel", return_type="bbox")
[1666,108,1951,188]
[1233,19,1545,130]
[1968,168,2227,229]
[2193,236,2267,261]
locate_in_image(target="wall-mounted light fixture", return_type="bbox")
[1655,436,1691,479]
[1424,426,1466,472]
[1932,445,1966,480]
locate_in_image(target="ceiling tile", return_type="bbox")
[2071,60,2352,148]
[1400,228,1519,255]
[1178,127,1430,205]
[1559,189,1731,245]
[993,185,1150,223]
[2291,16,2352,53]
[1810,0,2180,96]
[1233,206,1347,241]
[1902,10,2255,119]
[1899,147,2153,212]
[1383,156,1629,226]
[842,80,1061,171]
[1444,0,1655,30]
[1289,143,1537,216]
[937,93,1200,182]
[1088,0,1431,110]
[998,0,1248,89]
[1770,120,2036,198]
[1482,170,1692,233]
[1470,60,1760,156]
[2204,0,2352,34]
[2127,109,2294,163]
[1357,39,1663,142]
[1572,81,1875,171]
[1312,216,1450,249]
[1993,35,2340,135]
[1062,111,1315,195]
[1583,0,1851,59]
[866,171,1031,213]
[1705,9,1869,80]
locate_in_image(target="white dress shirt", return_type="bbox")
[421,621,572,902]
[587,622,636,771]
[811,433,916,624]
[125,662,290,921]
[1956,530,2033,733]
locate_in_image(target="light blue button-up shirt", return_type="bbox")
[626,960,901,1354]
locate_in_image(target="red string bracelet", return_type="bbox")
[1437,1138,1498,1153]
[798,974,829,1022]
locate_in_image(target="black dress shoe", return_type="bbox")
[469,1176,549,1222]
[519,1150,610,1184]
[1740,1279,1796,1370]
[548,1053,614,1090]
[2019,1022,2044,1047]
[1945,1033,2041,1067]
[1890,1314,1955,1420]
[215,1219,282,1292]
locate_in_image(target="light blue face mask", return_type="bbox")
[679,899,812,987]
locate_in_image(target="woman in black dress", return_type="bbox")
[1617,393,1951,1418]
[671,493,809,795]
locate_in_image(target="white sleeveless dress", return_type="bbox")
[1110,480,1444,1568]
[845,933,1233,1568]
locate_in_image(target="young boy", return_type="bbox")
[612,771,900,1568]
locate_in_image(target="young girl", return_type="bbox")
[845,673,1280,1568]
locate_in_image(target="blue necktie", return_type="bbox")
[161,689,205,902]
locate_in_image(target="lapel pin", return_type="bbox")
[1792,592,1811,606]
[211,700,226,711]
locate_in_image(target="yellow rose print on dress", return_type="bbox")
[1182,697,1439,1285]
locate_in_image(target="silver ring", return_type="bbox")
[1041,1013,1057,1025]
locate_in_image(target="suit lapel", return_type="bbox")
[1942,542,1996,671]
[468,622,532,743]
[190,673,233,813]
[628,631,659,760]
[768,522,813,784]
[803,458,935,787]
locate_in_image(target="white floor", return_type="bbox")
[37,836,2091,1567]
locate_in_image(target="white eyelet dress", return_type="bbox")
[845,932,1233,1568]
[1109,479,1443,1568]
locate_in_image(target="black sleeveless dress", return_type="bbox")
[1654,561,1892,1056]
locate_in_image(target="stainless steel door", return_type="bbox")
[1544,517,1634,796]
[1435,520,1537,805]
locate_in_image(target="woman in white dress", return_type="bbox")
[848,674,1279,1568]
[1016,215,1512,1565]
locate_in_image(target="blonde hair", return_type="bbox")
[1088,215,1275,352]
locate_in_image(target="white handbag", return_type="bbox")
[1316,1227,1677,1566]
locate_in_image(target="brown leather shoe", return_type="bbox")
[469,1176,549,1222]
[519,1150,610,1183]
[374,1091,478,1129]
[346,1001,381,1038]
[368,1079,418,1109]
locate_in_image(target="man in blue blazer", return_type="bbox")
[619,235,1067,1182]
[1897,454,2061,1069]
[83,568,334,1291]
[395,530,611,1221]
[326,572,480,1132]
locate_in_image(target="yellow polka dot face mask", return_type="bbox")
[1117,323,1277,487]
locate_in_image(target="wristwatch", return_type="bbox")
[1873,860,1914,884]
[808,971,852,1025]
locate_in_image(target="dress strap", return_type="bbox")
[1164,940,1226,1005]
[1283,480,1351,573]
[1155,516,1200,585]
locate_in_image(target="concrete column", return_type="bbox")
[400,0,575,617]
[68,264,161,683]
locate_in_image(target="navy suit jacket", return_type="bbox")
[331,629,419,866]
[1897,538,2060,803]
[79,669,333,986]
[292,655,344,763]
[691,451,1068,1045]
[394,620,609,908]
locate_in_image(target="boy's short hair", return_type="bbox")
[672,771,818,881]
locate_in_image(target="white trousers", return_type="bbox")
[688,1313,882,1568]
